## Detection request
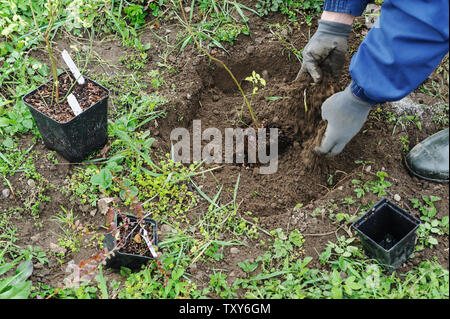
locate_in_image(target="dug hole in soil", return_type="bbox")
[161,40,352,218]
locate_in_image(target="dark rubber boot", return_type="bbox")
[405,128,449,183]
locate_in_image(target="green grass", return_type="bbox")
[0,0,448,300]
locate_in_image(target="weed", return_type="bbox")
[410,196,448,249]
[256,0,324,21]
[209,271,237,298]
[352,170,392,199]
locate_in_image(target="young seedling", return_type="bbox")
[29,0,61,105]
[177,0,260,128]
[245,71,266,108]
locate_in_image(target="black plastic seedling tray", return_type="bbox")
[352,198,420,271]
[104,213,159,270]
[23,71,109,163]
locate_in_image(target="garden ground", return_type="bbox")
[0,0,448,299]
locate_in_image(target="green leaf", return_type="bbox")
[0,281,31,299]
[90,168,112,190]
[0,260,33,294]
[427,236,438,246]
[95,265,109,299]
[22,119,33,129]
[0,262,17,276]
[0,117,11,127]
[172,267,185,281]
[265,96,283,101]
[2,137,14,148]
[331,286,343,299]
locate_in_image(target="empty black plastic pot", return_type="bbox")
[352,198,420,271]
[103,213,159,270]
[22,71,109,163]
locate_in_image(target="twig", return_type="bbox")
[302,224,345,237]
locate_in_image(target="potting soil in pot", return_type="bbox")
[24,72,108,123]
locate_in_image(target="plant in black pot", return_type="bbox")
[23,0,109,163]
[103,208,160,270]
[102,176,162,270]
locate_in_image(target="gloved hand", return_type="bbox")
[315,85,372,156]
[296,20,352,83]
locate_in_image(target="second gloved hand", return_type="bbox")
[315,85,372,156]
[297,20,352,83]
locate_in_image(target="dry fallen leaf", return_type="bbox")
[134,232,142,244]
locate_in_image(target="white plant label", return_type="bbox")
[61,49,85,85]
[140,226,158,258]
[67,94,82,116]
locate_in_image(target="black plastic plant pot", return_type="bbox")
[352,198,421,271]
[103,214,159,270]
[22,71,109,163]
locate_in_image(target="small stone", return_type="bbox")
[37,268,50,277]
[246,45,255,55]
[49,243,66,255]
[151,139,160,149]
[272,116,279,123]
[31,234,41,242]
[184,7,191,13]
[365,165,372,173]
[27,179,36,188]
[337,186,344,191]
[80,205,90,213]
[97,197,115,215]
[394,194,401,202]
[34,263,43,269]
[161,224,173,234]
[90,209,97,217]
[270,202,277,209]
[262,70,269,79]
[186,93,192,100]
[2,188,10,198]
[189,263,198,274]
[230,247,240,255]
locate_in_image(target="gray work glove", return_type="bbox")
[315,85,372,156]
[297,20,352,83]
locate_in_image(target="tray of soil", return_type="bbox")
[103,213,159,270]
[352,198,421,271]
[22,71,109,163]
